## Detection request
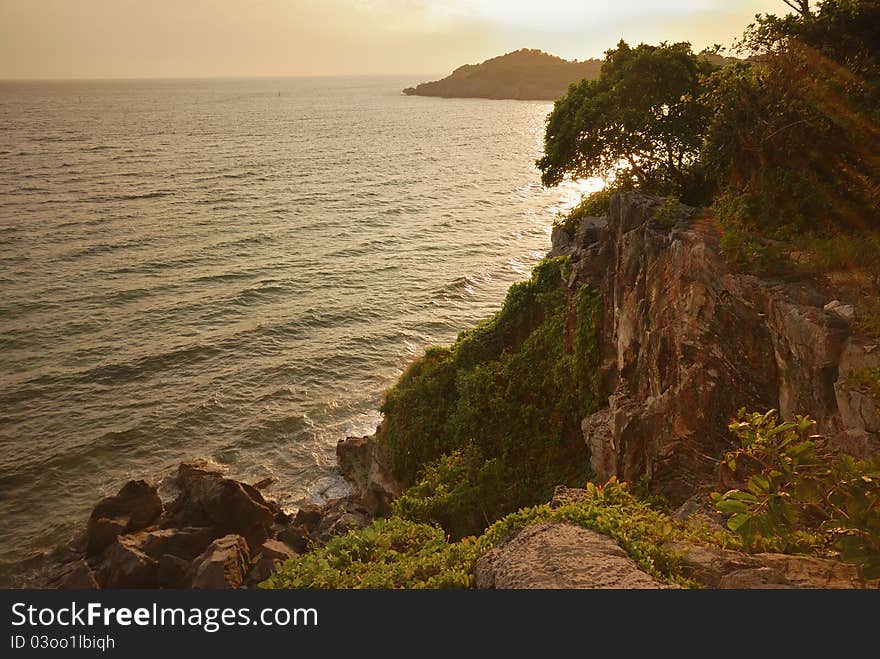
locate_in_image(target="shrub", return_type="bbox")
[391,446,508,540]
[379,258,603,534]
[553,188,619,234]
[713,409,880,579]
[262,478,706,589]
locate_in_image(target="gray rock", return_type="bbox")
[475,522,670,589]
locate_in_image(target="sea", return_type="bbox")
[0,75,595,571]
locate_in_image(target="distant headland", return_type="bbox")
[403,48,603,101]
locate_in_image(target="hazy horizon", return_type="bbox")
[2,0,786,80]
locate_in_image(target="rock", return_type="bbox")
[824,300,854,323]
[581,409,615,483]
[549,226,573,257]
[293,504,324,532]
[475,522,670,589]
[86,480,162,555]
[549,485,591,508]
[314,497,372,542]
[95,536,159,588]
[56,560,99,589]
[564,192,869,505]
[247,539,299,585]
[135,527,216,561]
[157,554,192,589]
[252,476,277,490]
[666,542,874,589]
[277,524,309,553]
[257,539,298,563]
[166,461,275,537]
[188,535,251,589]
[85,516,129,557]
[336,435,402,516]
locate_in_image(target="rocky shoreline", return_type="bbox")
[33,434,399,589]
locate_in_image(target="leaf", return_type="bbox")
[727,513,750,532]
[716,498,750,515]
[747,474,770,495]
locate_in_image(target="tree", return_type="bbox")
[782,0,812,17]
[537,41,717,203]
[703,0,880,230]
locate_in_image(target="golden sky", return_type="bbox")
[1,0,788,79]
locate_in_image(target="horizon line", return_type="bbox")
[0,72,445,83]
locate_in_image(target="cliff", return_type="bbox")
[403,49,602,100]
[554,193,879,505]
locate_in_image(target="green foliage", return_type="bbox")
[262,478,708,589]
[651,196,685,229]
[702,1,880,232]
[789,229,880,280]
[845,368,880,400]
[379,258,603,535]
[258,517,479,589]
[391,445,507,540]
[713,409,880,578]
[538,40,718,204]
[553,186,625,235]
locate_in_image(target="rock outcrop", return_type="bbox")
[559,192,880,504]
[44,433,401,589]
[475,522,670,589]
[665,542,875,589]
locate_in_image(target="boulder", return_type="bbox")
[166,461,275,537]
[56,560,99,589]
[86,480,162,555]
[475,522,670,589]
[314,497,372,542]
[188,535,251,589]
[157,554,191,589]
[666,542,874,589]
[277,524,309,553]
[135,527,216,561]
[247,539,299,585]
[95,536,159,588]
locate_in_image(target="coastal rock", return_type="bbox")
[188,535,251,589]
[56,560,99,589]
[666,542,873,589]
[164,460,275,539]
[86,480,163,555]
[134,527,217,562]
[570,192,876,504]
[95,535,159,588]
[247,539,299,585]
[336,435,402,516]
[474,522,669,589]
[158,554,192,589]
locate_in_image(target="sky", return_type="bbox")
[0,0,789,80]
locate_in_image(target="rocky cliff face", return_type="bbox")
[555,192,880,505]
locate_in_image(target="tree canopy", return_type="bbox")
[537,40,717,203]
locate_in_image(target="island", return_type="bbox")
[403,48,602,100]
